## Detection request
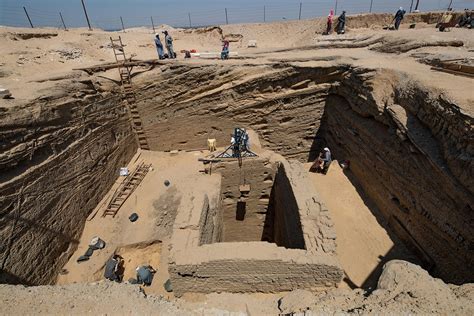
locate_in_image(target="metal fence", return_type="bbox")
[0,0,472,31]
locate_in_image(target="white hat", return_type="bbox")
[400,7,403,10]
[324,147,329,151]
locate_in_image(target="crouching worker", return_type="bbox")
[310,147,332,174]
[136,265,156,286]
[104,255,123,282]
[221,40,230,60]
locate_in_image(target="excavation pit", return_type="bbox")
[1,60,472,295]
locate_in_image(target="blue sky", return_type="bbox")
[1,0,472,29]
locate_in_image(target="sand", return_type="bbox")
[307,161,419,290]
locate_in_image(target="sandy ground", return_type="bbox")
[307,162,419,290]
[1,16,473,113]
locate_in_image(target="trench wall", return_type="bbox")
[264,163,305,249]
[0,88,137,285]
[214,157,276,242]
[329,70,473,283]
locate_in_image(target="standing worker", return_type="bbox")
[221,40,230,60]
[336,11,346,34]
[326,10,334,35]
[394,7,406,30]
[154,34,164,59]
[163,30,175,59]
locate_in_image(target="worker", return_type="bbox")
[336,11,346,34]
[243,129,250,151]
[104,255,123,282]
[221,40,230,60]
[163,30,175,59]
[394,7,406,30]
[136,265,156,286]
[326,10,334,35]
[154,34,164,60]
[321,147,332,169]
[458,10,472,28]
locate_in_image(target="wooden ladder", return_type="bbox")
[102,162,152,218]
[110,36,150,150]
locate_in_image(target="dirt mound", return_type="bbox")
[279,260,474,315]
[0,282,192,315]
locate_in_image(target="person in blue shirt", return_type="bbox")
[163,31,175,59]
[394,7,406,30]
[136,265,156,286]
[154,34,164,59]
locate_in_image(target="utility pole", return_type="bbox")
[335,0,338,15]
[23,7,34,28]
[414,0,420,11]
[225,8,228,24]
[59,12,67,30]
[151,16,155,33]
[188,13,192,28]
[264,6,266,22]
[120,16,125,33]
[370,0,374,13]
[81,0,92,31]
[299,2,302,20]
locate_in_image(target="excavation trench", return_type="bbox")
[0,63,472,289]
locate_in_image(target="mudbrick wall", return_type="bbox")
[198,194,223,245]
[169,155,341,295]
[136,63,472,284]
[0,80,137,285]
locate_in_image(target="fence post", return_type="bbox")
[23,7,34,28]
[264,6,266,22]
[299,3,302,20]
[59,12,67,30]
[80,0,92,31]
[188,13,192,27]
[151,16,155,33]
[335,0,338,15]
[120,17,126,32]
[370,0,374,13]
[225,8,228,24]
